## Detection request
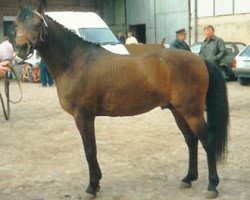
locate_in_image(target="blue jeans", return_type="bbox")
[40,63,53,86]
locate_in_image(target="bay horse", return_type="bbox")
[15,0,229,199]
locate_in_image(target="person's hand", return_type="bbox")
[0,61,11,78]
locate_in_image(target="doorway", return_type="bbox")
[4,21,16,45]
[129,24,146,44]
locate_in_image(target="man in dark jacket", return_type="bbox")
[199,25,226,65]
[170,28,191,51]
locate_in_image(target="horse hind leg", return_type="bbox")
[171,109,199,189]
[181,113,220,199]
[198,124,220,199]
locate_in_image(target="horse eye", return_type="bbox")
[34,24,40,29]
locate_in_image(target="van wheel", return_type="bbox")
[238,77,250,86]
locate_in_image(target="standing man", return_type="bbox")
[199,25,226,65]
[125,31,138,44]
[0,36,14,62]
[170,28,191,51]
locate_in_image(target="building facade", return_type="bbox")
[103,0,190,44]
[104,0,250,45]
[1,0,249,47]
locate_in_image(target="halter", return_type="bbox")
[33,11,48,27]
[16,11,48,60]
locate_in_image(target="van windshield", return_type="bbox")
[78,28,120,45]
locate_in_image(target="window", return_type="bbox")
[239,46,250,57]
[215,0,233,15]
[235,0,250,14]
[78,28,119,45]
[197,0,214,17]
[225,43,235,53]
[195,0,250,17]
[237,43,246,52]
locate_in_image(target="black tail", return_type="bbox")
[205,61,229,161]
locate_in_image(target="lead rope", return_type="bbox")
[0,68,22,120]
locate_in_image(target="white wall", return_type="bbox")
[191,0,250,44]
[194,13,250,44]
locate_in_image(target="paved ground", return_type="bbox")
[0,80,249,200]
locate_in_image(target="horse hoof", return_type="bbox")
[206,190,219,199]
[82,192,97,200]
[180,181,191,189]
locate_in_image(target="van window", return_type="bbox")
[78,28,120,45]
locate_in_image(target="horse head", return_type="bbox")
[15,0,47,59]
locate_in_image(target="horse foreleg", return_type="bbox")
[75,113,102,197]
[171,110,198,188]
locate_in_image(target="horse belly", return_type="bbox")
[99,89,166,116]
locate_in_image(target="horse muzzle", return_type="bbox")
[16,42,34,60]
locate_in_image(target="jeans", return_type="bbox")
[40,63,53,86]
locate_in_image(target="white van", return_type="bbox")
[46,11,129,55]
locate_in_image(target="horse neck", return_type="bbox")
[36,16,101,78]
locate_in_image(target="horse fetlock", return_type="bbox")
[209,175,219,188]
[182,172,198,183]
[86,183,100,195]
[189,170,198,181]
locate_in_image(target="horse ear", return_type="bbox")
[37,0,47,14]
[17,0,23,9]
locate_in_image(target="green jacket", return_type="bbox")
[199,36,227,64]
[170,39,191,51]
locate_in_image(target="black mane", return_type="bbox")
[45,14,101,48]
